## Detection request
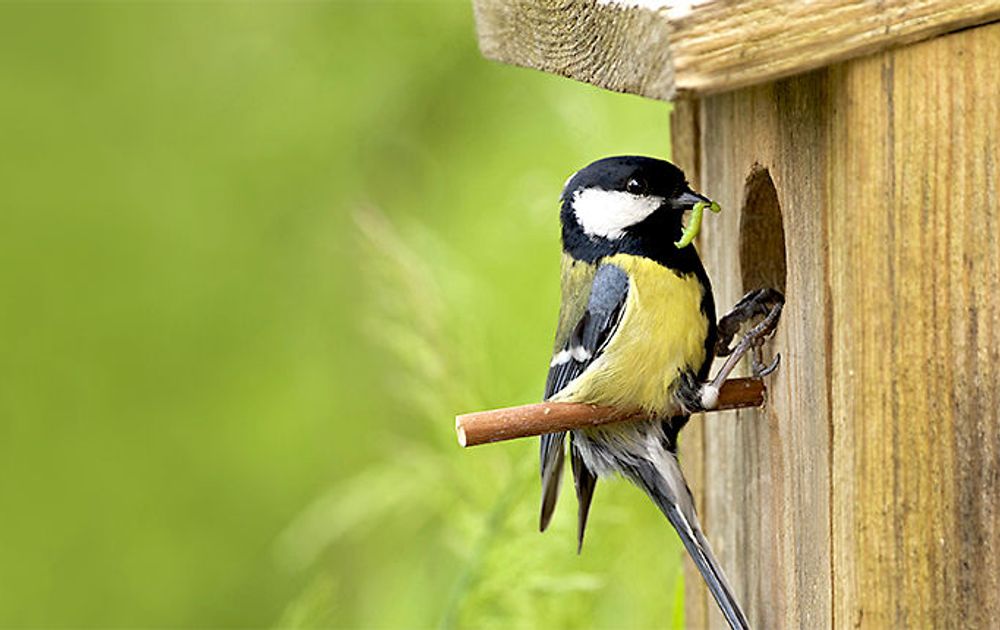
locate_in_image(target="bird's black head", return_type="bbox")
[560,156,712,266]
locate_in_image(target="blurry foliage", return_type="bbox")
[0,1,686,628]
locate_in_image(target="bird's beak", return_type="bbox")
[673,190,722,249]
[669,190,712,211]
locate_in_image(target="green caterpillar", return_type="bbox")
[674,200,722,249]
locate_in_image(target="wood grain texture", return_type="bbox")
[473,0,676,99]
[472,0,1000,100]
[675,20,1000,630]
[827,23,1000,628]
[675,72,834,630]
[672,97,709,630]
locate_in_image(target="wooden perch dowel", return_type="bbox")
[456,377,765,447]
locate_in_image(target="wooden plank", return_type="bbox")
[472,0,677,99]
[473,0,1000,100]
[670,98,709,630]
[827,22,1000,627]
[677,20,1000,628]
[685,73,834,629]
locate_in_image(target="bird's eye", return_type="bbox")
[626,177,646,195]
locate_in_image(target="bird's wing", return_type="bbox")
[539,260,629,532]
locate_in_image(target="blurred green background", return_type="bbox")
[0,2,684,627]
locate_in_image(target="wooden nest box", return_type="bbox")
[472,1,1000,627]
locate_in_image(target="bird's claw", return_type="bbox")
[715,288,784,357]
[752,352,781,378]
[699,290,785,406]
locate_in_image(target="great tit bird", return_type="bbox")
[539,156,749,629]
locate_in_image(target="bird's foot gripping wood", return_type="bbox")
[697,289,784,411]
[715,288,784,357]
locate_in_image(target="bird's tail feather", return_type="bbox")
[539,431,566,531]
[628,452,749,630]
[570,436,597,553]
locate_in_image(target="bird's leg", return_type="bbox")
[710,304,782,386]
[699,295,783,411]
[715,288,784,357]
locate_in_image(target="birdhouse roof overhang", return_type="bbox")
[473,0,1000,100]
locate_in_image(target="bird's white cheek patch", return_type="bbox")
[573,189,665,240]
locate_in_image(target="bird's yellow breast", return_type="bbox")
[552,253,709,414]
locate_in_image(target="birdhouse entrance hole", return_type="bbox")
[739,166,786,295]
